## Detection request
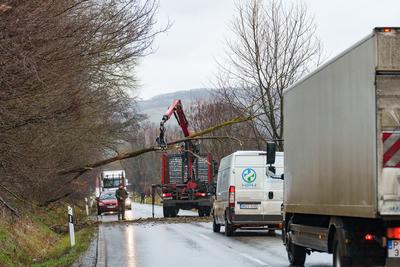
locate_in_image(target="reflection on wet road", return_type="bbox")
[98,203,332,267]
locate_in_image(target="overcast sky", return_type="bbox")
[136,0,400,100]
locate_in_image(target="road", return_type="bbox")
[97,203,332,267]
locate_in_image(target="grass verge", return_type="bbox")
[32,226,95,267]
[0,204,96,267]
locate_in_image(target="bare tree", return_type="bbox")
[216,0,322,150]
[0,0,164,206]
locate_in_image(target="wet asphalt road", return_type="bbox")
[97,203,332,267]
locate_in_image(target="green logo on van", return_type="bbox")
[242,168,256,184]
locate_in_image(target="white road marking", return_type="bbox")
[199,233,211,240]
[239,252,270,266]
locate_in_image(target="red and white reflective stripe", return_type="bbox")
[383,131,400,168]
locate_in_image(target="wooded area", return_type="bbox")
[0,0,161,206]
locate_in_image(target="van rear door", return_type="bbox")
[234,154,265,215]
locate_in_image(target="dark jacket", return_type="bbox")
[115,188,128,202]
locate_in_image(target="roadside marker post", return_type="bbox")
[85,197,89,216]
[68,206,75,247]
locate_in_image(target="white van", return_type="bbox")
[212,151,283,236]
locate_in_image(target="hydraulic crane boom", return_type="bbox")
[156,99,191,148]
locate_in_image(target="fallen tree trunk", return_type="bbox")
[59,114,252,176]
[42,114,253,206]
[0,194,19,217]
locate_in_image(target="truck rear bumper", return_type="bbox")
[386,258,400,267]
[232,214,282,225]
[163,198,212,208]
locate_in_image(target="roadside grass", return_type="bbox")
[0,203,95,267]
[32,226,95,267]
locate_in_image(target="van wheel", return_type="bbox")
[333,233,352,267]
[286,231,306,265]
[213,216,221,233]
[225,218,234,236]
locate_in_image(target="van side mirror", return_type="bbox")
[281,174,284,180]
[266,142,276,165]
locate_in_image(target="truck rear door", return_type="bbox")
[376,28,400,215]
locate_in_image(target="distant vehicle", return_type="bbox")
[212,151,283,236]
[99,170,127,192]
[280,27,400,266]
[96,190,131,215]
[97,191,118,215]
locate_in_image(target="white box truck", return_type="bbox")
[278,28,400,266]
[212,151,283,236]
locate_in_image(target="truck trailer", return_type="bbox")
[281,28,400,266]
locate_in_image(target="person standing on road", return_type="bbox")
[140,192,145,204]
[115,184,128,220]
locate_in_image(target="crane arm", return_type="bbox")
[156,99,191,148]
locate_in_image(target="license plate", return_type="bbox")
[388,240,400,257]
[107,205,115,208]
[240,204,259,209]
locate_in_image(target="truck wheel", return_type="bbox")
[163,207,170,217]
[225,218,234,236]
[213,216,221,233]
[333,233,352,267]
[286,231,306,265]
[170,208,177,217]
[204,207,211,217]
[198,207,205,217]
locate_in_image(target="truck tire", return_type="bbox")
[286,231,306,265]
[225,217,234,236]
[333,233,352,267]
[213,216,221,233]
[198,207,205,217]
[170,207,177,217]
[204,207,211,217]
[163,207,170,217]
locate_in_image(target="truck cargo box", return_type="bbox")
[283,28,400,218]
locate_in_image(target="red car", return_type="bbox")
[97,191,118,215]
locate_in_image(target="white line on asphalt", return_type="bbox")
[239,252,270,266]
[199,234,211,240]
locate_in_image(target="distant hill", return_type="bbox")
[137,88,213,123]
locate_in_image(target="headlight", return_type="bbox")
[125,199,131,205]
[99,202,105,206]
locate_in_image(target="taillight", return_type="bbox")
[229,186,235,207]
[365,234,374,241]
[387,227,400,239]
[162,193,172,198]
[195,192,206,197]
